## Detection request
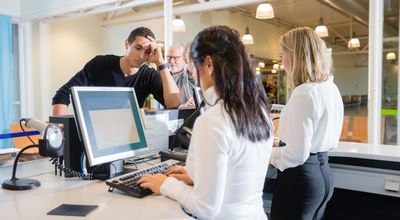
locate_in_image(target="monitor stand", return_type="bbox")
[89,160,136,180]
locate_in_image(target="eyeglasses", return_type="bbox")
[167,56,183,60]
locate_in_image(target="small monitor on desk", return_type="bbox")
[71,87,148,167]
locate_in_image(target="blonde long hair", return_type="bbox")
[280,27,332,88]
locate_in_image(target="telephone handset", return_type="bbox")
[176,126,192,149]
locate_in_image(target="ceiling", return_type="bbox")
[45,0,399,52]
[235,0,398,50]
[107,0,398,51]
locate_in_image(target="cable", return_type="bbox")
[170,101,205,149]
[19,118,36,145]
[124,160,138,170]
[10,144,39,180]
[50,158,93,180]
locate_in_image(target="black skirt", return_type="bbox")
[271,152,334,220]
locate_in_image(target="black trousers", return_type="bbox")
[271,152,333,220]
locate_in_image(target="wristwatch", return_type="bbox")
[157,63,168,71]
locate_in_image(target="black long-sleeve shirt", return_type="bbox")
[52,55,164,108]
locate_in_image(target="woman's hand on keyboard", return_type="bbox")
[163,166,193,186]
[137,174,167,194]
[164,165,186,176]
[169,173,193,186]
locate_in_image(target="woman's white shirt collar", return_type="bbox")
[203,86,221,107]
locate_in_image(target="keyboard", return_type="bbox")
[105,159,182,198]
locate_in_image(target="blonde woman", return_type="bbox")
[270,27,343,220]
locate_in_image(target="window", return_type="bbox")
[12,23,21,125]
[381,0,399,145]
[0,20,20,149]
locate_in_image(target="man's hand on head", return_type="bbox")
[142,36,165,66]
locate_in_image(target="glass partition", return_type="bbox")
[382,0,399,145]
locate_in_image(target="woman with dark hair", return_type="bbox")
[138,26,273,219]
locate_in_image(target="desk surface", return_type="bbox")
[330,142,400,162]
[0,173,190,220]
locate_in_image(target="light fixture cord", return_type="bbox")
[349,17,353,39]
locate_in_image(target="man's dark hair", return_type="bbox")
[127,27,155,44]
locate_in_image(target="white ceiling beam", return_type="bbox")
[329,27,348,43]
[103,0,263,27]
[105,2,122,21]
[383,37,398,42]
[332,48,396,56]
[23,0,162,22]
[22,0,119,21]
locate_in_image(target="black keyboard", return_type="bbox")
[105,159,182,198]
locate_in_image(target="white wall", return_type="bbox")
[333,53,369,96]
[31,15,166,119]
[31,15,105,119]
[103,18,165,55]
[0,0,20,16]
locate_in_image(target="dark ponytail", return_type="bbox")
[191,26,271,142]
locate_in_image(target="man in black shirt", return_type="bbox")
[52,27,180,116]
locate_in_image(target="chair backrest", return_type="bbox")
[350,95,361,103]
[340,115,350,140]
[9,123,39,154]
[351,115,387,144]
[342,95,351,104]
[351,115,368,143]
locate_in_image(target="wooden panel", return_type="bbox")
[351,116,386,144]
[340,115,350,140]
[351,115,368,143]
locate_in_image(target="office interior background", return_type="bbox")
[0,0,397,149]
[0,0,399,218]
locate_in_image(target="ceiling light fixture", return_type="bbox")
[258,62,265,68]
[386,52,396,60]
[242,27,254,45]
[348,37,360,48]
[347,17,360,49]
[256,2,274,19]
[273,64,279,70]
[172,15,186,32]
[315,17,329,37]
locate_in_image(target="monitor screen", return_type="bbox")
[71,87,148,166]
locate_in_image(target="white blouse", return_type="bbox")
[270,77,344,171]
[160,86,273,219]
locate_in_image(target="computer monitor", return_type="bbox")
[71,86,148,166]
